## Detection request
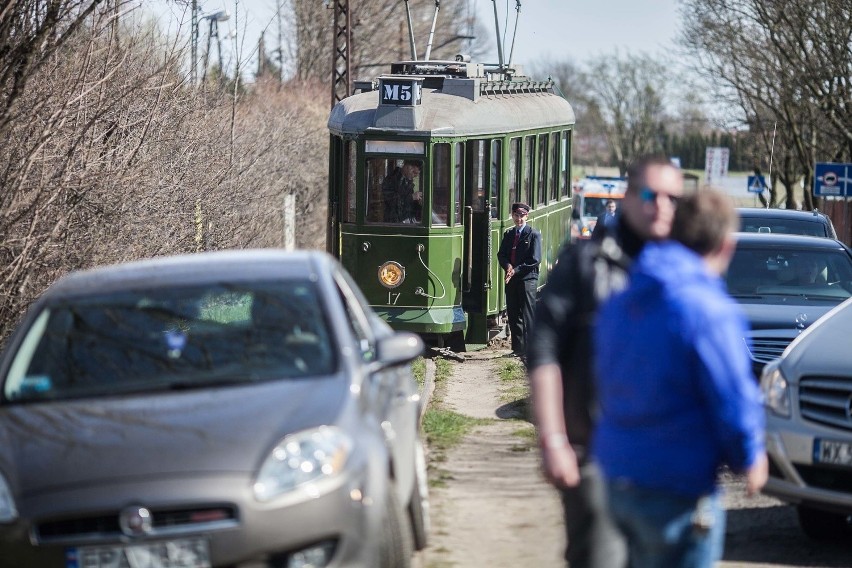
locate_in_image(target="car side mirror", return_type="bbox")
[371,332,424,371]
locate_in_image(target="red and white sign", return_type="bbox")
[704,147,730,187]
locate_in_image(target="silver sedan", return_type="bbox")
[0,249,428,567]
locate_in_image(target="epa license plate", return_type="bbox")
[814,438,852,467]
[67,537,211,568]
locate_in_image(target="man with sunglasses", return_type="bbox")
[526,155,683,568]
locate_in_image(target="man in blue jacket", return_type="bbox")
[593,189,768,568]
[497,202,541,359]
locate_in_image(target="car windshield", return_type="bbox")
[582,196,621,219]
[3,281,337,402]
[739,216,828,237]
[726,245,852,301]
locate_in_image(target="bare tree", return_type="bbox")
[679,0,851,207]
[584,51,670,176]
[0,2,330,343]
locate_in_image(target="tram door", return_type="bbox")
[461,140,496,343]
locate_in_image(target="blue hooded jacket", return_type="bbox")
[592,241,765,498]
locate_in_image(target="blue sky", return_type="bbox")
[147,0,682,76]
[477,0,681,65]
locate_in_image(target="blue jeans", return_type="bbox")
[605,480,725,568]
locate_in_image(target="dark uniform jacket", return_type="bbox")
[525,220,643,460]
[496,225,541,281]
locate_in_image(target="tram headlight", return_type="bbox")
[378,261,405,288]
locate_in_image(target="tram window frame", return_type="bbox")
[468,139,487,213]
[560,131,571,199]
[508,138,520,210]
[432,143,451,226]
[522,136,533,207]
[550,132,559,202]
[364,156,425,225]
[537,133,548,206]
[490,139,501,220]
[454,142,463,225]
[343,140,356,223]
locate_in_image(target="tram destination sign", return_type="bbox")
[379,78,422,106]
[814,162,852,197]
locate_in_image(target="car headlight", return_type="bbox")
[254,426,352,502]
[0,471,18,523]
[760,361,791,418]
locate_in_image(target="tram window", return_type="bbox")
[343,141,356,222]
[469,140,486,213]
[550,132,559,202]
[433,143,451,226]
[522,136,533,206]
[508,138,520,210]
[364,157,424,225]
[560,131,570,198]
[454,142,463,225]
[490,139,501,219]
[537,133,548,206]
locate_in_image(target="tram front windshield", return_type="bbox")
[366,158,425,225]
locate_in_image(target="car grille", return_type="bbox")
[799,376,852,432]
[795,464,852,493]
[35,505,238,545]
[746,337,790,364]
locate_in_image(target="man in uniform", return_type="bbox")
[497,202,541,360]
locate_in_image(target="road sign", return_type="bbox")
[747,175,766,193]
[705,147,730,187]
[814,163,852,197]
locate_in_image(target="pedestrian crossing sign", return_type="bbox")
[747,175,766,193]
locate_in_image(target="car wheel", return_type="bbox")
[380,483,413,568]
[796,505,852,541]
[408,440,431,550]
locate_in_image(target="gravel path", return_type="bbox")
[419,348,565,567]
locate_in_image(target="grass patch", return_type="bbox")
[423,408,487,452]
[497,359,528,402]
[412,356,425,390]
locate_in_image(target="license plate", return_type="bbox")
[66,537,211,568]
[814,438,852,466]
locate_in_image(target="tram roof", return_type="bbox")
[328,76,576,137]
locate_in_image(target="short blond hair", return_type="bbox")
[671,189,737,256]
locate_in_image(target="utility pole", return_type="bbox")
[330,0,352,109]
[191,0,199,84]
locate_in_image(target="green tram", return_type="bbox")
[326,59,575,349]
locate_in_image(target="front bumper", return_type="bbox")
[0,461,389,568]
[763,416,852,515]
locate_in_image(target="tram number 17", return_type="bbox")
[388,292,401,305]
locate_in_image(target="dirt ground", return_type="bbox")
[416,346,852,568]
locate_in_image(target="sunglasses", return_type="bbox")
[639,187,679,205]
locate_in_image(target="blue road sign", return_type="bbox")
[814,163,852,197]
[747,175,766,193]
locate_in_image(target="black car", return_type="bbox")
[737,207,837,239]
[725,233,852,378]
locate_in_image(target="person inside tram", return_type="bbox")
[382,160,423,223]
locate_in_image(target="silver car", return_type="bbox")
[760,296,852,540]
[0,250,429,567]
